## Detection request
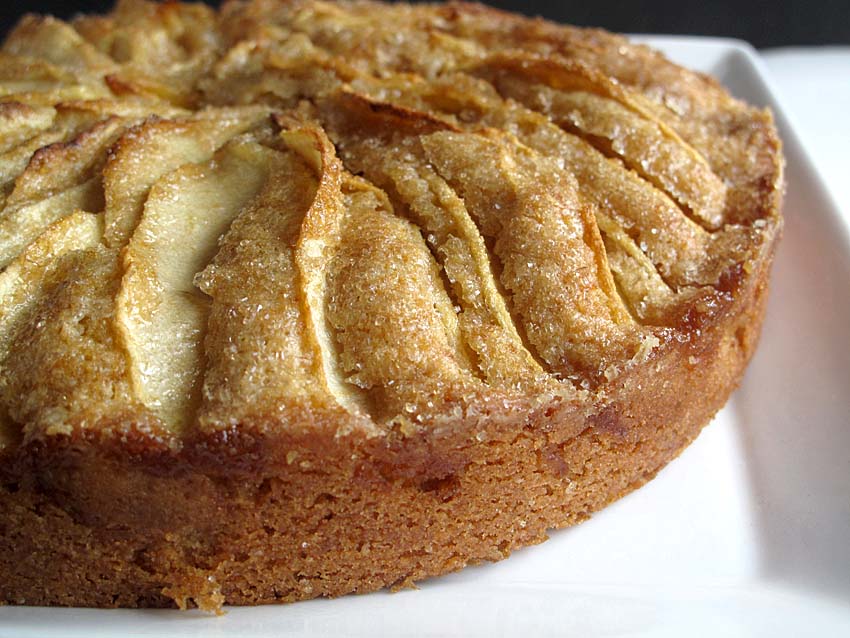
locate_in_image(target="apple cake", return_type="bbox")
[0,0,783,610]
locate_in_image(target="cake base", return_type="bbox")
[0,250,772,610]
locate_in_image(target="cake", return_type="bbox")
[0,0,783,610]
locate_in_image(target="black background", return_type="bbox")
[2,0,849,49]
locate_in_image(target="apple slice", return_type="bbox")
[472,54,727,230]
[2,15,116,75]
[420,129,648,379]
[102,106,270,248]
[0,178,102,270]
[595,212,679,325]
[285,125,372,421]
[6,116,127,208]
[116,140,272,432]
[325,174,482,422]
[73,0,220,81]
[0,209,100,358]
[0,210,102,450]
[320,91,560,395]
[0,125,78,200]
[0,52,77,84]
[0,102,55,153]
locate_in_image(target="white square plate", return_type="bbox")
[2,36,850,637]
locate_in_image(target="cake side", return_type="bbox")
[0,243,773,607]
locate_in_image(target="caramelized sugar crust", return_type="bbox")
[0,0,782,609]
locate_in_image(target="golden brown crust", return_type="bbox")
[0,0,782,609]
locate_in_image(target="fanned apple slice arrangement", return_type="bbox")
[0,0,782,610]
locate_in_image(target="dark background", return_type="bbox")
[2,0,849,48]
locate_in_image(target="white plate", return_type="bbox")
[2,36,850,637]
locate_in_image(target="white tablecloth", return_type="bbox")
[761,47,850,227]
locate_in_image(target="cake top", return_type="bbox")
[0,0,782,455]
